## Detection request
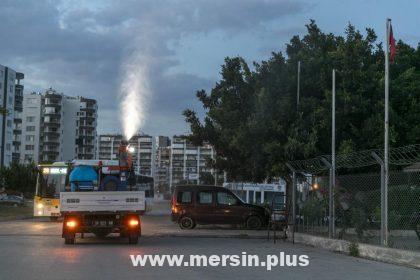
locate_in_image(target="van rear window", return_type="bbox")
[177,191,192,204]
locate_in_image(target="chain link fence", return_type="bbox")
[287,144,420,252]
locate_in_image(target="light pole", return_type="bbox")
[331,69,336,237]
[383,18,391,246]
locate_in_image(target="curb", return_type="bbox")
[0,216,34,222]
[292,233,420,269]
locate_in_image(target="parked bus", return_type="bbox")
[34,162,69,219]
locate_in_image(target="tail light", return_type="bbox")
[66,220,77,228]
[128,218,139,227]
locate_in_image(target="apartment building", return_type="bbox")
[12,72,24,163]
[0,65,18,167]
[20,88,97,164]
[154,136,171,194]
[169,136,217,189]
[97,134,155,177]
[20,93,42,163]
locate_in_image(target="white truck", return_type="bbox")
[60,141,146,245]
[60,191,145,244]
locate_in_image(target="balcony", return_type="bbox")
[44,110,61,116]
[44,137,60,144]
[44,130,60,137]
[42,148,59,154]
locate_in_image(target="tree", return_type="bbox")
[184,20,420,184]
[0,162,38,197]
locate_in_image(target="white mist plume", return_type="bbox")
[119,54,150,140]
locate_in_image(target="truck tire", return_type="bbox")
[64,234,75,244]
[128,234,139,244]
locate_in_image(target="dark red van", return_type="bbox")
[171,185,268,229]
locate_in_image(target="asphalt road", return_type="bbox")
[0,217,419,280]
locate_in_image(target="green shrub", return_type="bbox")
[349,242,360,257]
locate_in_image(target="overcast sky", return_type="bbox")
[1,0,419,137]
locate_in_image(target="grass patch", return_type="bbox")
[0,203,33,219]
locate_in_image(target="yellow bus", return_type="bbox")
[34,162,69,219]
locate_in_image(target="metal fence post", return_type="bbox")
[286,163,296,244]
[321,158,334,238]
[372,152,388,246]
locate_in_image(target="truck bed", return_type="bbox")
[60,191,145,213]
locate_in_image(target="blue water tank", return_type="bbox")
[70,166,98,192]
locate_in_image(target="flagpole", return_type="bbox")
[383,18,390,246]
[332,69,336,237]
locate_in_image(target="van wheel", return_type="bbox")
[246,216,262,230]
[179,216,196,229]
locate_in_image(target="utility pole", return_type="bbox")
[383,18,391,245]
[331,69,336,237]
[297,61,301,110]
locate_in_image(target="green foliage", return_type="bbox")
[184,20,420,183]
[0,162,37,197]
[349,242,360,257]
[199,172,215,185]
[301,196,324,222]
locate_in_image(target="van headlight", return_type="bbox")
[37,203,44,209]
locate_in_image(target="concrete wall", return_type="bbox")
[61,97,79,161]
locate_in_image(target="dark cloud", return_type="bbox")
[0,0,306,136]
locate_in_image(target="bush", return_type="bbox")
[349,242,360,257]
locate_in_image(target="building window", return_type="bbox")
[6,120,12,127]
[25,135,35,142]
[9,85,13,92]
[25,145,34,151]
[6,143,11,151]
[27,98,37,104]
[26,126,35,132]
[24,154,33,161]
[26,116,35,122]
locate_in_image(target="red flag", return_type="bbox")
[389,24,396,63]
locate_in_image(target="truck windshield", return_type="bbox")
[36,167,68,198]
